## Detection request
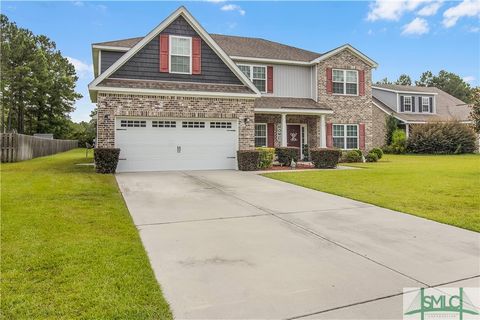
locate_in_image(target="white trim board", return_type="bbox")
[89,6,260,98]
[311,44,378,68]
[372,86,438,95]
[254,107,333,115]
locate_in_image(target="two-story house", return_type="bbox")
[88,6,380,172]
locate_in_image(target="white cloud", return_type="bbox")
[417,1,442,16]
[468,26,480,32]
[367,0,431,21]
[205,0,226,3]
[221,4,246,16]
[463,76,476,82]
[66,57,93,79]
[402,17,430,35]
[72,1,84,7]
[443,0,480,27]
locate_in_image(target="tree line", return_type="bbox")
[1,14,82,138]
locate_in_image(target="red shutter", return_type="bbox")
[192,37,201,75]
[267,66,273,93]
[326,122,333,148]
[267,123,275,147]
[159,34,169,73]
[359,123,366,150]
[359,70,365,96]
[326,68,333,94]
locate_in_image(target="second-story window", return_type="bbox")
[170,36,191,74]
[333,69,358,95]
[238,64,266,93]
[404,96,412,112]
[422,97,430,112]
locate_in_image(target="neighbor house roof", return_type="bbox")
[373,87,471,123]
[373,84,438,94]
[93,34,322,63]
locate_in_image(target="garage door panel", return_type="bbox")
[115,118,238,172]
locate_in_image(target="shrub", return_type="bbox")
[256,147,275,169]
[345,150,363,163]
[237,150,260,171]
[370,147,384,159]
[385,115,400,145]
[365,151,379,162]
[407,122,477,154]
[94,148,120,174]
[390,129,407,154]
[310,148,342,168]
[302,144,310,161]
[275,147,299,166]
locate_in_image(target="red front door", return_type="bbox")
[287,125,301,148]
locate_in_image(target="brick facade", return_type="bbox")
[372,104,388,148]
[316,49,374,151]
[96,93,255,149]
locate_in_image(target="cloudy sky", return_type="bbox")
[3,1,479,122]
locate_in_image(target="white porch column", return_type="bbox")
[405,124,410,139]
[320,114,326,148]
[281,113,287,147]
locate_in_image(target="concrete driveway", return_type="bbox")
[116,170,480,319]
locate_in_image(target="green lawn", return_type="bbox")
[1,149,172,319]
[264,154,480,232]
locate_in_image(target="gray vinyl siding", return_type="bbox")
[109,16,242,85]
[372,88,397,111]
[101,51,125,73]
[400,94,435,113]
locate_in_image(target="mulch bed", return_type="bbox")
[263,162,316,171]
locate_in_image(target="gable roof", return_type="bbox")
[311,44,378,68]
[89,6,260,100]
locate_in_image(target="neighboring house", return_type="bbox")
[372,84,472,146]
[88,6,377,172]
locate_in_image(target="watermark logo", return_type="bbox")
[403,287,479,320]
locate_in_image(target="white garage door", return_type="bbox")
[115,118,238,172]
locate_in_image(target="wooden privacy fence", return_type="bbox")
[1,133,78,163]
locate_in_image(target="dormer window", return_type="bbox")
[333,69,358,95]
[404,96,412,112]
[170,36,191,74]
[422,97,429,112]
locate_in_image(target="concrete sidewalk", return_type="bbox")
[116,170,480,319]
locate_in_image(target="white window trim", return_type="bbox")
[332,69,359,96]
[403,96,412,112]
[237,64,267,93]
[169,35,192,75]
[422,96,430,112]
[254,123,268,147]
[333,124,359,150]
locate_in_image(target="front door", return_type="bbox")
[287,125,301,159]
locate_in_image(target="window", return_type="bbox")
[152,121,176,128]
[255,123,267,147]
[332,69,358,95]
[333,124,358,149]
[182,121,205,128]
[404,96,412,112]
[170,36,191,74]
[210,122,232,129]
[238,64,267,92]
[422,97,430,112]
[120,120,146,128]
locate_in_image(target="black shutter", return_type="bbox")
[400,96,405,112]
[412,96,416,112]
[429,97,433,113]
[418,97,422,113]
